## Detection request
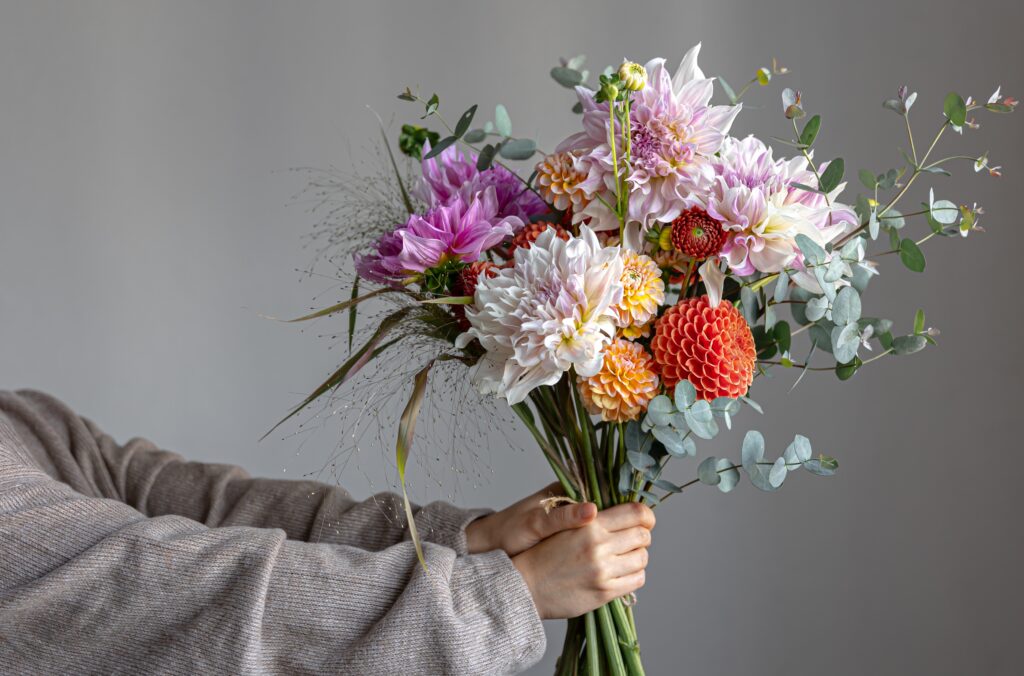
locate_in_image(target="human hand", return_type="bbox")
[466,483,597,556]
[511,502,655,620]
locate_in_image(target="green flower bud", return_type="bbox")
[601,82,620,102]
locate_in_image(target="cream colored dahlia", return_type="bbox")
[613,251,665,337]
[456,226,624,405]
[579,339,660,422]
[535,152,592,212]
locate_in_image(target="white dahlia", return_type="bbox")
[456,226,625,405]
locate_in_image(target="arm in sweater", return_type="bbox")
[0,394,545,675]
[0,389,488,553]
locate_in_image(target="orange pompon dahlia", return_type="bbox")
[578,339,660,422]
[651,295,756,400]
[614,251,665,339]
[509,221,570,253]
[535,152,593,212]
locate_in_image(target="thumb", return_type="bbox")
[536,502,597,539]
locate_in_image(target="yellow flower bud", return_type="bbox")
[657,226,674,251]
[618,61,647,91]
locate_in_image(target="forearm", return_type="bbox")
[0,466,544,674]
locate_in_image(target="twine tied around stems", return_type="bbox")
[539,495,578,513]
[538,495,639,608]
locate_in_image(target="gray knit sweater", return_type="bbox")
[0,390,546,674]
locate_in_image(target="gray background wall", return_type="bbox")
[2,1,1022,674]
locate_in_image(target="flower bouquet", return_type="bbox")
[271,45,1015,674]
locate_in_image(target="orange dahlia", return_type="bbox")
[452,261,497,330]
[509,221,570,253]
[579,339,660,422]
[614,251,665,339]
[535,152,592,212]
[650,295,756,400]
[671,207,725,260]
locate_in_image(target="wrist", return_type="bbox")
[465,513,500,554]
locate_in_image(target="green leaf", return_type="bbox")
[799,115,821,147]
[282,286,395,323]
[819,158,845,193]
[943,92,967,127]
[796,234,826,266]
[627,450,657,470]
[262,307,412,439]
[347,277,359,352]
[892,335,927,355]
[757,67,772,85]
[674,380,697,410]
[899,238,926,272]
[453,105,477,138]
[698,457,721,486]
[369,109,415,214]
[803,456,838,476]
[462,129,486,143]
[985,102,1014,113]
[914,309,926,334]
[832,287,862,326]
[551,67,584,88]
[424,93,439,117]
[498,138,537,160]
[419,295,474,305]
[783,435,813,464]
[476,144,497,171]
[716,459,740,493]
[774,320,792,355]
[422,135,457,160]
[397,361,434,571]
[835,356,862,380]
[859,169,878,189]
[494,104,512,137]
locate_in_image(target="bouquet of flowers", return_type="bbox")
[271,45,1015,675]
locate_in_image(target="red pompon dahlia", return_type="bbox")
[509,221,570,253]
[452,261,497,330]
[670,207,725,259]
[650,295,756,400]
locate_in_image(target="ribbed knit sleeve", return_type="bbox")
[0,392,546,674]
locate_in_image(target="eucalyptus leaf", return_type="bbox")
[819,158,845,193]
[551,66,584,89]
[892,335,927,355]
[499,138,537,160]
[796,234,826,265]
[422,135,457,160]
[717,459,740,493]
[832,287,862,325]
[943,92,967,127]
[674,380,697,410]
[627,450,657,471]
[783,435,813,464]
[494,104,512,137]
[698,457,721,486]
[453,105,477,138]
[799,115,821,147]
[804,456,839,476]
[463,129,487,143]
[899,239,926,272]
[769,457,788,488]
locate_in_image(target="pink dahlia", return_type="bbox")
[556,44,740,232]
[354,187,521,284]
[413,141,547,222]
[702,135,858,287]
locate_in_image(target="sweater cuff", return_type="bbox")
[451,549,547,674]
[413,501,492,556]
